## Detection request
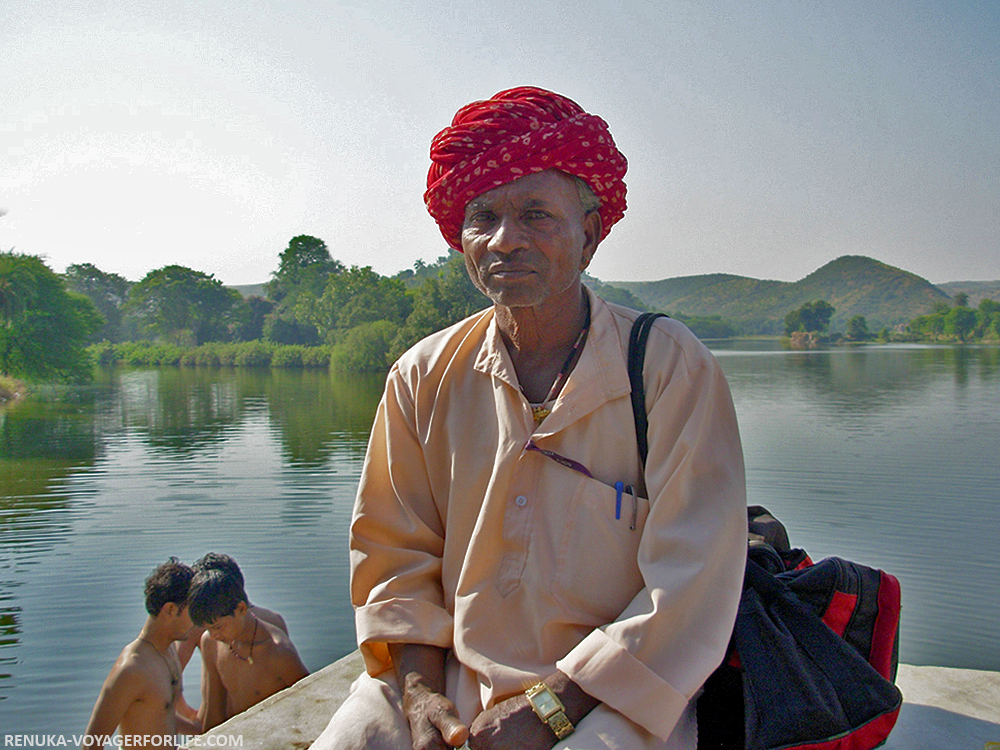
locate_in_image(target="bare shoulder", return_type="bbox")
[200,630,221,661]
[259,619,296,653]
[251,604,287,634]
[100,641,158,698]
[258,620,308,680]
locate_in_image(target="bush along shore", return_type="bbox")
[89,341,336,370]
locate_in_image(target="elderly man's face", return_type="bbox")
[461,170,601,311]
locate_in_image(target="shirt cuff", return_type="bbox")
[355,599,454,676]
[556,628,689,742]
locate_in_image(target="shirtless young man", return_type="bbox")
[174,553,289,723]
[82,558,201,748]
[188,564,309,730]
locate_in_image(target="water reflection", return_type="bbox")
[715,344,1000,421]
[263,369,385,466]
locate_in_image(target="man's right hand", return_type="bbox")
[400,671,469,749]
[390,643,469,750]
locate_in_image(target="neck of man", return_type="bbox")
[138,616,174,652]
[495,283,589,403]
[235,610,258,647]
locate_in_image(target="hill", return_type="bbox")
[935,280,1000,308]
[232,283,267,298]
[611,256,951,334]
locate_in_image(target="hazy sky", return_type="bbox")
[3,0,998,286]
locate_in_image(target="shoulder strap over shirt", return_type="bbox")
[627,312,670,467]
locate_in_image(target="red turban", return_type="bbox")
[424,86,628,251]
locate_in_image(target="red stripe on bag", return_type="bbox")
[822,591,858,638]
[870,571,902,680]
[786,705,901,750]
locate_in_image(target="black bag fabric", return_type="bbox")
[627,313,902,750]
[735,560,902,750]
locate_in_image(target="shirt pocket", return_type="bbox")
[550,475,650,625]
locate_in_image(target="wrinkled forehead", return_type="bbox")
[463,170,579,214]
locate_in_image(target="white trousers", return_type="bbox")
[310,670,696,750]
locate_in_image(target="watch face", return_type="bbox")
[532,689,559,715]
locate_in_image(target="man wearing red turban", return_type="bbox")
[314,87,746,750]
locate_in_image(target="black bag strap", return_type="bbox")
[627,312,670,467]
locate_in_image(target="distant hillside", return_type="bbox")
[232,283,267,298]
[611,256,951,334]
[935,280,1000,308]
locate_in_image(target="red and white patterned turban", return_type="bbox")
[424,86,628,251]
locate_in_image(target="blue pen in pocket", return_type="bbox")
[615,481,624,520]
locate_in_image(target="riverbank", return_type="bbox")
[192,652,1000,749]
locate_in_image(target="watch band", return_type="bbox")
[525,682,575,740]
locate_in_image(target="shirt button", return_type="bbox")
[515,495,528,507]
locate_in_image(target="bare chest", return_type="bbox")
[216,646,287,714]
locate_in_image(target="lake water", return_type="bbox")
[1,342,998,735]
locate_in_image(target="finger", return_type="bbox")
[432,709,469,747]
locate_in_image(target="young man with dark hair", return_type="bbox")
[175,553,291,725]
[82,558,201,748]
[189,563,308,730]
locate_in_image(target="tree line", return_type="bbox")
[4,239,997,385]
[782,293,1000,344]
[1,237,489,381]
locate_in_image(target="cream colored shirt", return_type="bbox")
[350,289,747,742]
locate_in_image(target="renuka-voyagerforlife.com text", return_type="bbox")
[4,736,244,747]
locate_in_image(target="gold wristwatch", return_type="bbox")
[525,682,575,740]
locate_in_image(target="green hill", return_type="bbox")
[231,283,267,298]
[935,280,1000,308]
[611,256,952,334]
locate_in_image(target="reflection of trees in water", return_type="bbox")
[768,346,999,417]
[118,368,247,456]
[112,367,383,466]
[264,369,384,466]
[0,383,116,691]
[0,595,18,695]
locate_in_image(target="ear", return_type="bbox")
[235,600,249,617]
[580,210,602,271]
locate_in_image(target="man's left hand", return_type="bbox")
[466,672,600,750]
[467,692,555,750]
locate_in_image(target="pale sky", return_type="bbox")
[3,0,998,286]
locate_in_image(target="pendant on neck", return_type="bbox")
[531,405,551,423]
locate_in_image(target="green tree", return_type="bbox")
[846,315,870,341]
[265,235,343,303]
[264,235,343,344]
[910,312,945,338]
[979,299,1000,315]
[391,254,488,357]
[331,320,400,372]
[124,265,246,345]
[784,300,835,336]
[64,263,131,342]
[0,252,102,380]
[977,299,1000,340]
[952,291,970,308]
[232,295,273,341]
[308,266,413,342]
[944,306,977,342]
